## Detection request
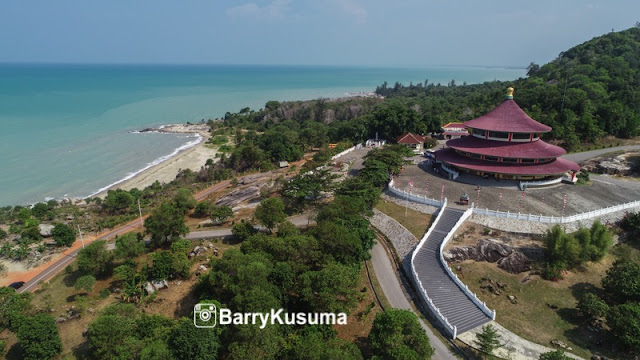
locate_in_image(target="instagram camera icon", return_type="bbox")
[194,303,217,328]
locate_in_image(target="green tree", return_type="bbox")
[602,259,640,303]
[169,318,220,360]
[210,205,233,223]
[75,274,97,293]
[103,189,135,214]
[52,223,76,247]
[232,219,257,241]
[300,262,359,313]
[474,324,503,358]
[15,314,62,360]
[88,314,139,360]
[145,201,189,246]
[254,197,286,232]
[577,293,609,320]
[286,330,363,360]
[607,302,640,351]
[77,240,113,277]
[368,309,434,360]
[539,349,571,360]
[31,202,53,220]
[114,232,146,259]
[21,226,42,243]
[0,286,32,331]
[282,169,336,207]
[193,201,212,218]
[173,188,197,214]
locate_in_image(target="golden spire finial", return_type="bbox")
[506,87,514,100]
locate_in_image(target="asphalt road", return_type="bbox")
[562,144,640,163]
[18,180,231,293]
[370,238,457,359]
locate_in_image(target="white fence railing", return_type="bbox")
[439,208,496,322]
[410,198,458,338]
[331,144,362,161]
[473,199,640,224]
[519,177,563,190]
[441,163,459,180]
[388,178,443,207]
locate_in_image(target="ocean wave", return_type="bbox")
[85,134,203,198]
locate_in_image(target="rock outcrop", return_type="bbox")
[215,186,260,207]
[445,239,532,273]
[38,224,55,237]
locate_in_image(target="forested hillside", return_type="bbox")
[378,26,640,150]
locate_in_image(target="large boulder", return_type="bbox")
[445,239,530,274]
[497,252,531,273]
[477,239,513,262]
[38,224,55,237]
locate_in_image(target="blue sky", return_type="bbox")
[0,0,637,67]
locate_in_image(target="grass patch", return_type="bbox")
[455,245,637,359]
[208,135,228,146]
[336,265,384,358]
[375,200,432,239]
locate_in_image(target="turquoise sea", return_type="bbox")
[0,64,525,206]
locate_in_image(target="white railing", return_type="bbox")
[331,144,362,160]
[441,163,459,180]
[439,207,496,321]
[472,199,640,224]
[519,177,563,190]
[410,198,458,338]
[388,178,443,207]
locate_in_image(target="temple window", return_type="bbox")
[502,157,518,163]
[521,158,535,163]
[512,132,531,140]
[472,128,485,137]
[488,131,509,139]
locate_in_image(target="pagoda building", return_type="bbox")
[436,87,580,181]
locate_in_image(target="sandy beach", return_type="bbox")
[94,124,218,197]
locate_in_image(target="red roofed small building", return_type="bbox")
[397,132,427,152]
[441,122,468,139]
[436,87,580,182]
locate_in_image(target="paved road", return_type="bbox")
[18,180,232,293]
[370,241,457,359]
[562,144,640,163]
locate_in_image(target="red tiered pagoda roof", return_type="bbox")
[447,136,566,159]
[436,87,581,180]
[438,148,580,176]
[464,100,552,133]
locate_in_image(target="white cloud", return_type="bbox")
[226,0,293,21]
[333,0,367,24]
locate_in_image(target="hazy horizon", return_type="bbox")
[1,1,638,67]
